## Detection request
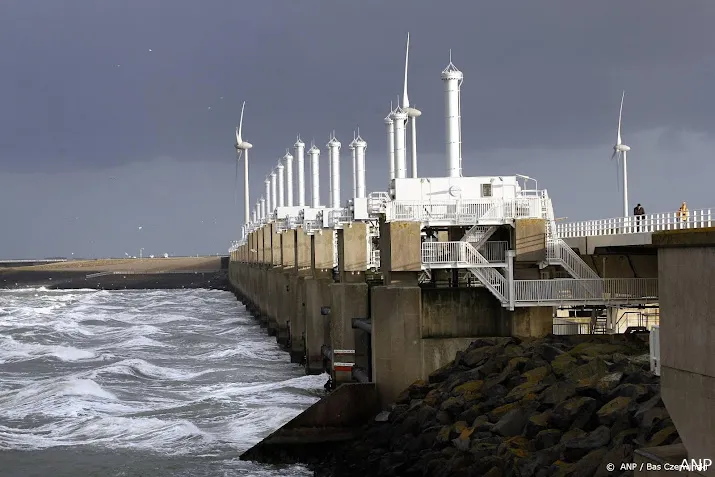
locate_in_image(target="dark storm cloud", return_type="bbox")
[1,0,714,258]
[1,0,714,174]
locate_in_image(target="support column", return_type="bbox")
[372,220,422,405]
[288,227,312,363]
[329,223,369,384]
[304,229,334,374]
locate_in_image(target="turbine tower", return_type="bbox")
[234,101,253,232]
[384,104,396,182]
[294,136,306,207]
[308,142,321,208]
[611,90,631,218]
[402,32,422,178]
[441,51,463,178]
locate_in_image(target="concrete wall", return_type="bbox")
[649,228,715,475]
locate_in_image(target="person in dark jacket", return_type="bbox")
[634,203,645,231]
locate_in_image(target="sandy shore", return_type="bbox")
[1,257,223,273]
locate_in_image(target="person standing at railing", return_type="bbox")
[676,201,689,226]
[633,203,645,232]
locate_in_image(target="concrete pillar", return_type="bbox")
[515,218,547,262]
[304,276,331,374]
[371,285,422,405]
[271,225,281,267]
[302,228,335,374]
[372,219,423,405]
[652,229,715,469]
[295,227,311,272]
[328,223,370,384]
[379,218,421,285]
[507,306,553,338]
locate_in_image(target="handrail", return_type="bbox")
[513,278,658,304]
[386,197,547,224]
[556,207,714,238]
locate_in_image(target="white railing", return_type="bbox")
[421,241,506,266]
[370,249,380,269]
[368,191,390,215]
[304,219,322,234]
[328,208,352,228]
[386,198,546,224]
[546,239,599,281]
[463,242,508,302]
[513,278,658,305]
[480,241,508,262]
[463,225,497,249]
[556,208,714,238]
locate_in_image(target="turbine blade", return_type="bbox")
[403,32,410,109]
[238,101,246,143]
[617,90,624,145]
[615,153,621,193]
[611,149,617,160]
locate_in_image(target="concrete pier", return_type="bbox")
[229,218,558,407]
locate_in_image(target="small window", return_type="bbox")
[481,183,493,197]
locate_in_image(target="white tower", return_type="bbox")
[349,135,357,198]
[384,107,396,181]
[308,143,321,208]
[260,196,266,220]
[441,51,463,178]
[294,136,306,207]
[402,33,422,178]
[264,177,271,216]
[276,161,285,208]
[270,170,277,214]
[354,133,367,199]
[234,101,254,232]
[611,91,631,218]
[392,105,408,179]
[327,134,341,208]
[283,150,294,207]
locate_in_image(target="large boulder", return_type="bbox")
[311,335,678,477]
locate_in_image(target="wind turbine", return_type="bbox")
[234,101,253,236]
[402,32,421,178]
[611,91,630,218]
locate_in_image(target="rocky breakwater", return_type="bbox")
[314,335,679,477]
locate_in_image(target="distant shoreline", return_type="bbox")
[0,257,230,290]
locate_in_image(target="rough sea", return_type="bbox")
[0,287,325,476]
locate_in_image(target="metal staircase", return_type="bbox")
[459,226,508,304]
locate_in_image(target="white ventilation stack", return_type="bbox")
[392,106,408,178]
[264,177,271,216]
[308,143,321,208]
[349,136,357,198]
[441,51,463,178]
[294,136,306,207]
[354,134,367,199]
[252,206,257,224]
[384,109,396,181]
[270,170,277,214]
[283,150,294,207]
[260,196,266,220]
[277,161,285,207]
[327,134,341,208]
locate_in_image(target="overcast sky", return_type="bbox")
[1,1,714,258]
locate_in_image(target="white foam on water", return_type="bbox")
[0,288,324,459]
